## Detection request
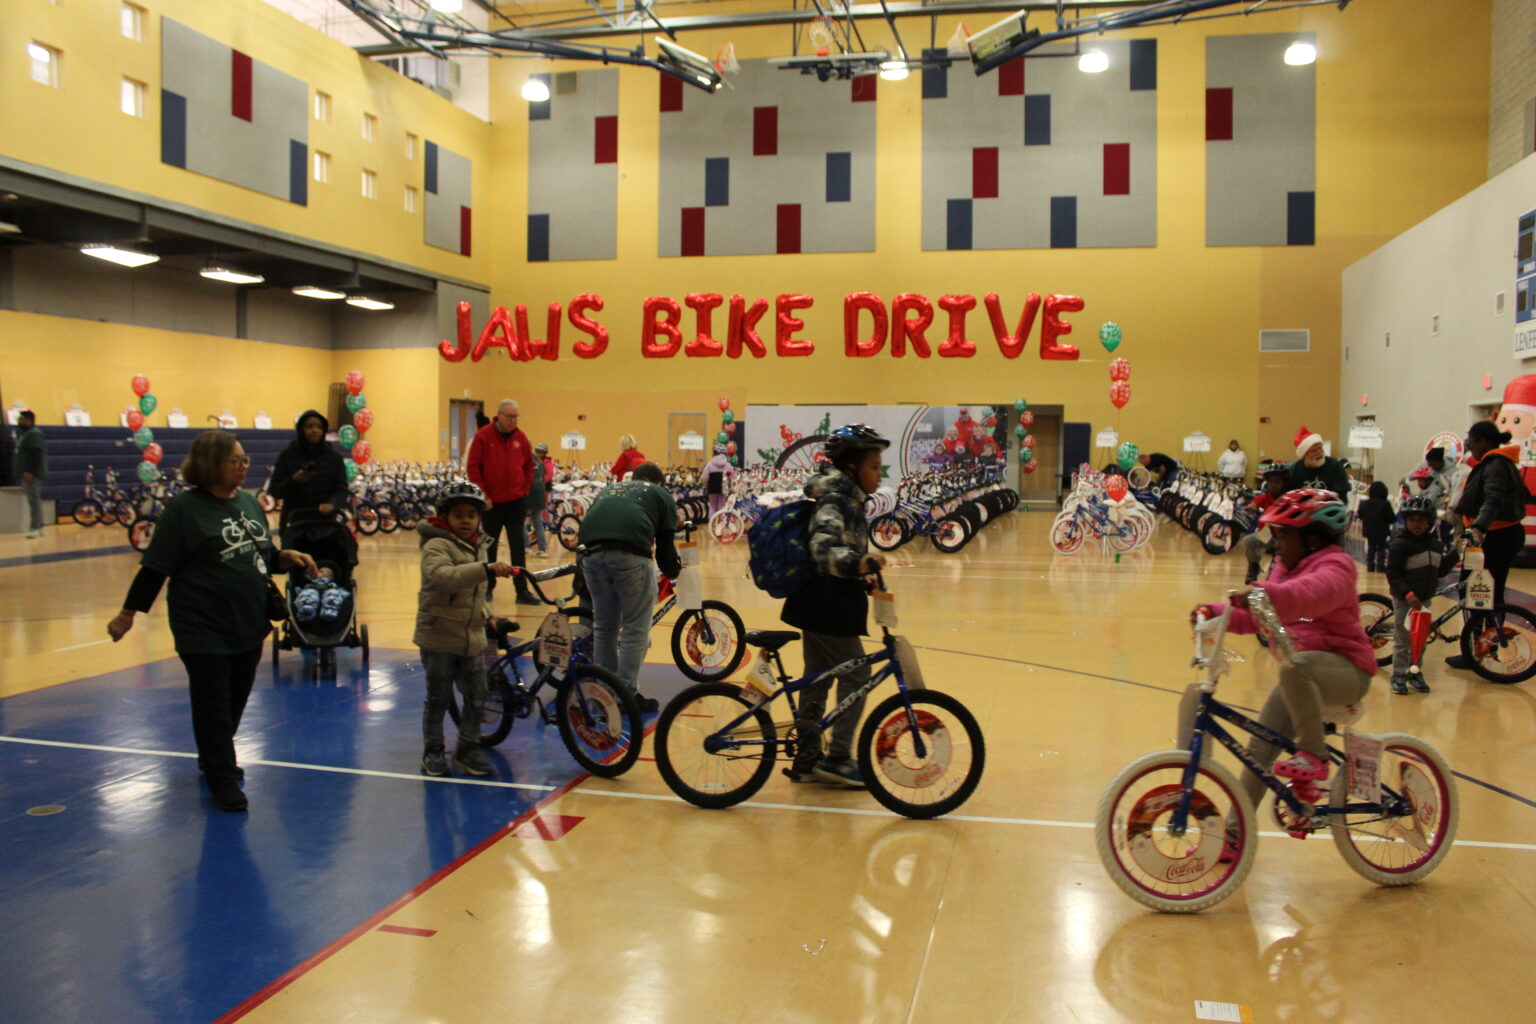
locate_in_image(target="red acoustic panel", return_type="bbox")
[972,147,999,199]
[594,115,618,164]
[660,74,683,113]
[459,206,472,257]
[1206,87,1233,141]
[753,106,778,156]
[231,51,253,122]
[777,204,802,254]
[998,58,1024,97]
[681,207,705,256]
[1103,143,1130,195]
[851,75,877,103]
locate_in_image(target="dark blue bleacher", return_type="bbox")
[9,426,293,518]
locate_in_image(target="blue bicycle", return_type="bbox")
[653,587,985,819]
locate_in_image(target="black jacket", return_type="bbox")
[1384,525,1455,602]
[1455,448,1527,532]
[271,409,348,532]
[1356,497,1395,542]
[781,467,870,638]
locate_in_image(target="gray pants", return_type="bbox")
[420,649,485,754]
[582,548,655,694]
[1391,597,1414,675]
[793,631,871,770]
[23,477,43,531]
[1241,532,1272,573]
[1179,650,1371,810]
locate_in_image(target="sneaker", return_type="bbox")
[420,752,450,777]
[785,766,821,784]
[198,764,245,780]
[1390,674,1409,695]
[812,758,866,788]
[515,593,542,606]
[1243,567,1259,585]
[1444,654,1472,670]
[453,746,493,777]
[1407,672,1431,694]
[1273,750,1329,783]
[1217,838,1241,864]
[25,528,42,539]
[635,694,660,713]
[208,779,249,812]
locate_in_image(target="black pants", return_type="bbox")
[1365,537,1388,572]
[179,645,264,786]
[482,497,530,595]
[1463,523,1525,610]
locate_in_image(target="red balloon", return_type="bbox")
[1105,476,1128,502]
[570,294,609,359]
[718,397,731,411]
[1022,434,1037,450]
[843,292,887,357]
[1109,357,1131,382]
[131,374,151,397]
[352,408,374,434]
[345,370,366,395]
[725,441,738,456]
[1023,460,1039,475]
[126,409,145,431]
[143,443,164,465]
[642,297,683,358]
[351,440,372,465]
[1041,294,1084,360]
[1110,381,1132,409]
[723,422,736,436]
[1020,411,1035,428]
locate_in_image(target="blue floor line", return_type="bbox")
[0,544,135,569]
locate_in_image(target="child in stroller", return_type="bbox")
[292,566,351,624]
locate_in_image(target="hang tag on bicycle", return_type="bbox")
[1466,552,1495,611]
[678,538,700,568]
[892,635,926,690]
[675,565,703,611]
[1345,730,1384,805]
[872,587,898,629]
[740,650,776,702]
[536,611,573,671]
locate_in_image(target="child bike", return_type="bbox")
[1095,589,1457,912]
[1358,575,1536,684]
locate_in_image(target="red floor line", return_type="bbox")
[376,924,437,937]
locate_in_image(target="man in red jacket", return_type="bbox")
[467,399,538,604]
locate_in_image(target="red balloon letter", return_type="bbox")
[516,303,561,361]
[471,306,522,362]
[684,293,725,357]
[641,296,683,358]
[1041,294,1084,361]
[775,294,815,357]
[569,294,608,359]
[727,296,768,359]
[843,292,887,357]
[937,295,977,358]
[984,293,1042,359]
[891,293,933,359]
[438,300,473,362]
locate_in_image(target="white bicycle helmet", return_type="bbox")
[435,479,487,513]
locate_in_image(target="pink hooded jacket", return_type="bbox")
[1210,545,1378,677]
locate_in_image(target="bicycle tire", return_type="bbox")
[773,434,829,473]
[930,515,971,553]
[555,663,643,777]
[707,508,746,545]
[72,499,103,527]
[1095,750,1256,914]
[354,505,381,535]
[375,502,400,533]
[869,514,908,552]
[556,513,582,552]
[448,664,519,746]
[1050,513,1087,554]
[654,682,777,809]
[1352,592,1395,667]
[128,515,155,552]
[1201,518,1236,556]
[1329,733,1457,885]
[1127,466,1152,490]
[856,689,985,820]
[671,600,747,682]
[1459,603,1536,683]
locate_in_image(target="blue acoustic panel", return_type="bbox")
[527,73,551,121]
[1051,196,1077,248]
[922,38,1157,250]
[1287,190,1315,245]
[922,47,949,100]
[1206,33,1315,246]
[424,141,438,194]
[705,157,730,207]
[527,68,618,261]
[424,141,472,256]
[527,213,550,262]
[658,59,876,256]
[161,90,187,167]
[947,198,973,250]
[288,139,307,205]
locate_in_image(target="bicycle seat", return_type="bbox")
[745,629,801,652]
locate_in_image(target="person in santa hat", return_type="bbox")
[1287,426,1351,501]
[1493,373,1536,553]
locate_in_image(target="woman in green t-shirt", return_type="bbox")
[107,430,316,812]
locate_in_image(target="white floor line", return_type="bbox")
[52,639,112,652]
[4,733,1531,851]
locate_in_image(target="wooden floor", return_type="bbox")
[2,510,1534,1024]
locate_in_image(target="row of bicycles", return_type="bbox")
[1154,470,1261,556]
[868,466,1020,553]
[69,464,187,552]
[1050,470,1155,554]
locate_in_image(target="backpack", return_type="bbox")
[746,499,815,598]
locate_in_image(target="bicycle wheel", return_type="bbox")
[1050,513,1087,554]
[1459,603,1536,683]
[555,514,582,552]
[555,663,643,777]
[773,435,829,474]
[1201,518,1236,556]
[1095,750,1256,913]
[869,514,907,552]
[930,516,971,553]
[375,502,400,533]
[1330,733,1457,885]
[856,689,985,819]
[354,505,380,535]
[654,682,777,809]
[708,508,746,544]
[447,664,519,747]
[671,600,747,682]
[128,515,155,552]
[1358,593,1396,667]
[72,499,103,527]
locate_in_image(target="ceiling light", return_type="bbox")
[0,221,20,234]
[1079,49,1109,73]
[879,61,909,82]
[292,285,346,300]
[522,78,550,103]
[345,296,395,311]
[428,0,463,12]
[200,266,265,285]
[80,245,159,268]
[1284,40,1317,66]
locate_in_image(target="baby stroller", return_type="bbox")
[272,510,368,677]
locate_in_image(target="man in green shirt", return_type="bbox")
[1288,426,1352,502]
[577,462,681,711]
[13,410,47,538]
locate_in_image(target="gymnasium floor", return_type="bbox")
[1,510,1533,1024]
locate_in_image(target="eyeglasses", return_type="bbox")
[227,456,252,467]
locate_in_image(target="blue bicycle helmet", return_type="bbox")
[823,424,890,468]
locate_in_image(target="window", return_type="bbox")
[361,169,377,199]
[120,77,144,117]
[120,3,144,41]
[29,42,60,88]
[403,185,417,213]
[362,113,377,141]
[405,132,418,159]
[312,150,331,183]
[314,91,331,122]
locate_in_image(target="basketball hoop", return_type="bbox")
[809,15,835,57]
[714,40,740,75]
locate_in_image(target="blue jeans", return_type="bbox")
[581,548,655,693]
[420,649,484,754]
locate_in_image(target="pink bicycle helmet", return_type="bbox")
[1258,487,1350,535]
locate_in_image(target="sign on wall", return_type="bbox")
[1515,209,1536,358]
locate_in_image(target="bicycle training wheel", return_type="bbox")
[1459,603,1536,683]
[671,600,747,682]
[1095,750,1256,913]
[1357,593,1396,667]
[555,663,643,777]
[856,689,985,819]
[447,664,519,747]
[654,682,777,809]
[1329,733,1457,885]
[555,513,582,552]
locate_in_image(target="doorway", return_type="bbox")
[668,412,707,470]
[449,399,484,468]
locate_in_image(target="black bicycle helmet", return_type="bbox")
[1400,495,1436,518]
[435,479,487,513]
[1261,463,1290,480]
[823,423,890,469]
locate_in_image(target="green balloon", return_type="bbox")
[1014,425,1027,439]
[132,426,154,449]
[346,392,367,414]
[137,460,159,483]
[1014,398,1028,413]
[343,458,358,483]
[1117,441,1139,463]
[1018,447,1033,464]
[717,431,730,444]
[721,409,735,424]
[339,425,359,448]
[1099,322,1122,353]
[1118,455,1136,471]
[139,393,157,415]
